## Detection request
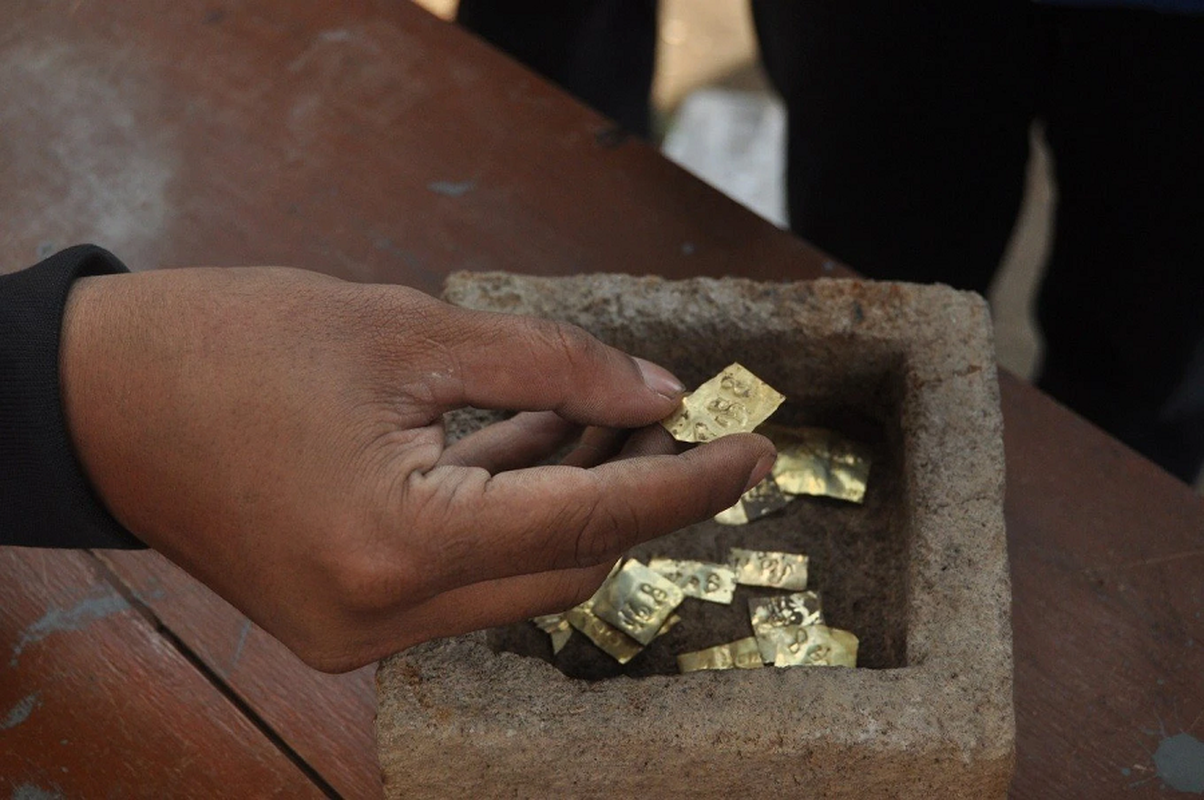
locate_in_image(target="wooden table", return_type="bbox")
[2,2,1200,797]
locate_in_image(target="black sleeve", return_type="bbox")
[1,245,145,548]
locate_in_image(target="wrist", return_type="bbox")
[59,274,137,532]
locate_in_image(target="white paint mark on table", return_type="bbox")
[0,42,176,259]
[428,179,476,198]
[228,618,253,675]
[9,783,65,800]
[9,594,130,666]
[1,692,41,730]
[1154,733,1204,794]
[319,29,354,43]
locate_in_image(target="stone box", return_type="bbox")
[377,274,1013,798]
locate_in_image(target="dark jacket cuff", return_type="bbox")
[1,245,145,548]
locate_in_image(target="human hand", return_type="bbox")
[59,267,774,672]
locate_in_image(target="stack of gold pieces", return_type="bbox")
[728,548,809,591]
[550,560,686,664]
[676,562,858,673]
[714,426,873,524]
[713,477,793,525]
[657,363,871,524]
[528,365,865,673]
[762,424,872,504]
[676,637,762,673]
[530,548,859,673]
[647,557,738,604]
[676,590,857,672]
[591,560,685,646]
[531,613,572,655]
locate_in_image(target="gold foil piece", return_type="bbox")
[647,558,738,604]
[748,591,824,663]
[655,613,683,639]
[531,613,573,655]
[677,637,764,673]
[766,624,858,668]
[761,424,872,503]
[592,560,686,646]
[564,601,643,664]
[728,548,809,590]
[713,504,749,526]
[727,635,765,669]
[713,476,795,526]
[661,363,786,443]
[561,561,642,663]
[549,627,572,654]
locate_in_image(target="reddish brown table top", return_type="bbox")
[2,2,1201,797]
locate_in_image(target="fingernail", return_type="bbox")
[743,452,777,493]
[634,357,685,400]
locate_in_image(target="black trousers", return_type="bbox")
[458,1,1204,483]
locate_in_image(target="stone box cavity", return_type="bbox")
[377,273,1014,799]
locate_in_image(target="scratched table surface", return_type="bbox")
[1,2,1201,798]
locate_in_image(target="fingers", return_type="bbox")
[386,562,614,653]
[614,424,679,460]
[558,424,676,468]
[438,412,580,472]
[414,433,776,591]
[439,418,678,474]
[429,304,686,427]
[559,426,628,468]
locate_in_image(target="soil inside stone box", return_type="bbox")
[485,367,910,681]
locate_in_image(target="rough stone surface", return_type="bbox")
[377,274,1014,799]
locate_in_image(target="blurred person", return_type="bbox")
[458,0,1204,483]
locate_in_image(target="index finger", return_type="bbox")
[426,304,687,428]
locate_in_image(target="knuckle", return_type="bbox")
[327,552,409,614]
[312,514,423,615]
[532,318,599,366]
[401,467,489,584]
[569,480,641,568]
